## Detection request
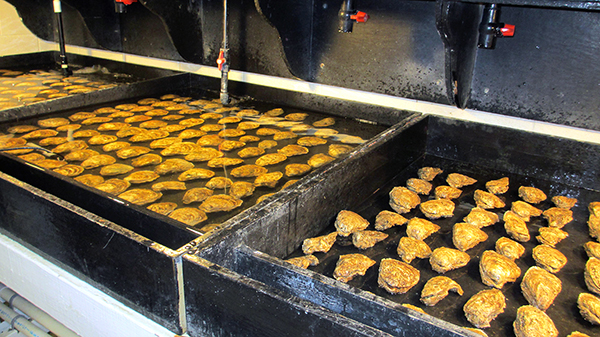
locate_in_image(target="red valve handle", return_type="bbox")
[216,50,226,71]
[350,11,369,23]
[500,24,515,37]
[116,0,137,5]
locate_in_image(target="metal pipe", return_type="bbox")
[0,301,51,337]
[0,284,79,337]
[219,0,230,105]
[53,0,72,76]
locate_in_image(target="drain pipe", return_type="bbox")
[0,284,79,337]
[0,301,51,337]
[216,0,230,105]
[53,0,72,76]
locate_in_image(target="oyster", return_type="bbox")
[115,103,138,110]
[297,136,327,147]
[178,168,215,181]
[95,179,131,195]
[72,130,100,138]
[219,140,246,152]
[118,189,162,205]
[256,128,279,136]
[419,199,455,219]
[146,109,169,117]
[199,195,243,213]
[434,185,462,200]
[453,223,488,251]
[307,153,334,168]
[146,202,178,216]
[273,131,297,140]
[352,230,388,249]
[258,140,278,150]
[406,218,440,240]
[138,98,160,105]
[496,237,525,260]
[218,129,245,138]
[123,170,160,184]
[474,189,506,209]
[485,177,509,195]
[542,207,573,228]
[464,289,506,328]
[374,210,407,231]
[429,247,470,273]
[421,276,464,306]
[284,113,308,121]
[239,135,260,143]
[102,141,131,152]
[129,130,169,142]
[333,254,376,283]
[302,232,338,254]
[447,173,477,188]
[182,187,214,204]
[160,142,202,156]
[115,146,151,160]
[378,258,420,294]
[99,164,134,176]
[417,167,443,181]
[285,163,311,177]
[38,137,67,146]
[68,112,96,122]
[389,186,421,214]
[197,135,224,147]
[237,147,265,158]
[397,236,431,263]
[81,154,116,169]
[480,250,521,288]
[536,227,568,247]
[123,115,151,123]
[313,117,335,127]
[205,177,233,189]
[521,266,562,311]
[116,127,145,138]
[149,137,182,149]
[179,118,206,128]
[169,207,208,226]
[37,117,69,128]
[254,172,284,188]
[139,120,168,129]
[81,117,113,125]
[589,202,600,239]
[56,124,81,132]
[52,140,89,154]
[74,174,104,187]
[155,158,194,175]
[230,164,268,178]
[551,195,577,209]
[22,129,58,139]
[511,201,542,222]
[217,116,242,124]
[585,241,600,259]
[185,148,224,162]
[578,293,600,325]
[131,154,163,167]
[285,255,319,269]
[465,207,499,228]
[513,305,558,337]
[97,122,130,131]
[7,125,39,134]
[207,157,244,168]
[200,124,224,133]
[532,244,567,273]
[52,164,84,177]
[229,181,255,199]
[586,257,600,295]
[278,145,309,157]
[178,129,206,139]
[18,153,45,163]
[334,210,369,237]
[255,153,287,166]
[407,178,432,195]
[0,137,26,149]
[151,181,187,192]
[518,186,547,204]
[504,210,530,242]
[88,134,118,145]
[328,144,353,158]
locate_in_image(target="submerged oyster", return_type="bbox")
[74,174,104,187]
[34,159,67,169]
[123,170,160,184]
[118,189,162,205]
[95,179,130,195]
[297,136,327,147]
[230,164,268,178]
[229,181,255,199]
[182,187,214,204]
[81,154,116,169]
[155,158,194,175]
[169,208,208,226]
[328,144,353,158]
[199,195,243,213]
[254,172,284,188]
[52,164,84,177]
[131,154,163,167]
[278,144,309,157]
[308,153,335,168]
[147,202,178,216]
[99,164,134,176]
[178,168,215,181]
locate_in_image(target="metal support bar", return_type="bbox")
[53,0,72,76]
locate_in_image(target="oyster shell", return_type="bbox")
[72,130,100,138]
[81,117,113,125]
[197,135,224,147]
[95,179,131,195]
[185,148,224,162]
[147,202,178,216]
[178,168,215,181]
[256,128,278,136]
[38,137,67,146]
[256,153,287,166]
[578,293,600,325]
[496,237,525,260]
[480,250,521,289]
[532,244,567,273]
[178,129,206,139]
[397,236,431,263]
[486,177,509,195]
[297,136,327,147]
[99,164,134,176]
[313,117,335,127]
[118,189,162,205]
[551,195,577,209]
[406,218,440,240]
[421,276,464,306]
[430,247,470,273]
[160,142,202,156]
[513,305,558,337]
[285,255,319,269]
[238,147,265,158]
[420,199,455,219]
[37,117,69,128]
[52,164,84,177]
[518,186,547,204]
[335,210,369,237]
[328,144,353,158]
[168,208,208,226]
[0,137,26,149]
[102,141,131,152]
[521,266,562,310]
[542,207,573,228]
[7,125,38,134]
[463,289,506,328]
[258,140,278,149]
[474,189,506,209]
[284,113,308,121]
[302,232,337,254]
[464,207,499,228]
[139,120,168,129]
[334,253,376,283]
[52,140,88,153]
[207,157,244,168]
[129,130,169,142]
[434,185,462,200]
[273,131,297,140]
[124,115,152,123]
[511,201,542,222]
[97,122,131,131]
[123,170,160,184]
[254,172,284,188]
[179,118,205,127]
[219,140,246,151]
[378,258,420,294]
[155,158,194,175]
[151,181,187,192]
[229,181,255,199]
[418,167,443,181]
[389,186,421,214]
[230,164,268,178]
[150,137,182,149]
[199,195,243,213]
[81,154,116,169]
[307,153,334,168]
[182,187,214,204]
[88,134,118,145]
[278,145,309,157]
[374,210,407,231]
[131,154,163,167]
[504,210,530,242]
[452,223,488,251]
[536,227,568,247]
[352,230,388,249]
[74,174,104,187]
[447,173,477,188]
[285,163,311,177]
[205,177,233,189]
[22,129,58,139]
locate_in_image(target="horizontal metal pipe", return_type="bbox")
[0,284,79,337]
[0,300,50,337]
